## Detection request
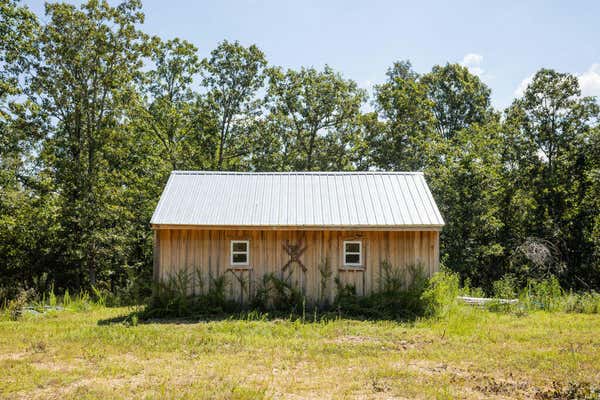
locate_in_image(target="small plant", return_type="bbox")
[268,274,305,312]
[333,262,429,320]
[492,274,518,299]
[62,289,71,307]
[562,291,600,314]
[142,271,239,319]
[421,268,460,318]
[521,276,563,311]
[318,257,332,306]
[5,289,35,321]
[380,260,405,293]
[72,291,92,311]
[460,278,485,297]
[250,273,275,311]
[48,284,57,307]
[208,273,228,306]
[91,286,108,307]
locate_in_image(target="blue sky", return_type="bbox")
[25,0,600,109]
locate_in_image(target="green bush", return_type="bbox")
[492,274,518,299]
[3,288,36,321]
[560,291,600,314]
[421,268,461,318]
[142,271,239,319]
[521,276,563,312]
[142,262,432,321]
[332,262,429,320]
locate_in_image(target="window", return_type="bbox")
[230,240,249,266]
[343,241,362,267]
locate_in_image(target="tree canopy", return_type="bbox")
[0,0,598,296]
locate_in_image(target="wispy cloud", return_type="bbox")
[514,74,534,97]
[578,63,600,97]
[514,63,600,99]
[460,53,486,78]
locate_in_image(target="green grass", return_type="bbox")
[1,306,600,399]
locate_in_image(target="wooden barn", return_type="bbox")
[151,171,444,303]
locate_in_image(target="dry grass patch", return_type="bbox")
[1,307,599,399]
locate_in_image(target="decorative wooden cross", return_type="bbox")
[282,239,307,273]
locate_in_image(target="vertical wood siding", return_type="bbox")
[155,229,440,303]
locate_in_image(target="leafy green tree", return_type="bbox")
[0,0,40,186]
[425,122,507,287]
[422,63,494,139]
[139,37,205,171]
[26,0,147,286]
[201,40,267,170]
[370,60,436,170]
[0,0,55,290]
[588,127,600,262]
[265,65,366,170]
[504,69,600,287]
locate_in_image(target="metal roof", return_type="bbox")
[151,171,444,229]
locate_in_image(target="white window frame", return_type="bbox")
[230,240,250,267]
[343,240,363,267]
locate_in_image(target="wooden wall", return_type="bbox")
[153,229,440,303]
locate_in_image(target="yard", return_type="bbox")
[1,306,599,399]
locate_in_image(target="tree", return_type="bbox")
[0,0,56,291]
[0,0,38,108]
[265,65,366,170]
[588,127,600,263]
[201,40,267,171]
[370,60,436,170]
[504,69,600,288]
[139,37,206,171]
[421,63,494,139]
[26,0,147,286]
[0,0,39,186]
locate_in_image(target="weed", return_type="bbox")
[421,268,460,318]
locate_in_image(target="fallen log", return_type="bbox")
[457,296,518,306]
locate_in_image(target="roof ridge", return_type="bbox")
[171,170,424,175]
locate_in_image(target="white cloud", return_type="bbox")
[462,53,483,67]
[578,63,600,97]
[460,53,485,77]
[514,64,600,99]
[514,74,534,97]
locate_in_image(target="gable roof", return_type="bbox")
[151,171,444,229]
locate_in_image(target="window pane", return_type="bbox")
[232,242,247,252]
[345,242,360,253]
[345,254,360,264]
[232,253,247,263]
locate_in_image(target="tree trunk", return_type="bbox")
[305,129,317,170]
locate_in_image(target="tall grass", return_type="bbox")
[0,285,103,321]
[481,274,600,314]
[4,265,600,322]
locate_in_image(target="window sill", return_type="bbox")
[339,266,365,271]
[229,266,252,271]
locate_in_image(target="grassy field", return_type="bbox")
[1,306,599,399]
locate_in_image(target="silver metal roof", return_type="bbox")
[151,171,444,229]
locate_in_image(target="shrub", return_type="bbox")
[333,262,429,320]
[521,276,563,312]
[561,291,600,314]
[492,274,518,299]
[421,268,460,318]
[459,278,486,297]
[142,271,238,319]
[267,274,305,313]
[3,288,36,321]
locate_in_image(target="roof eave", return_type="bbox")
[150,223,444,232]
